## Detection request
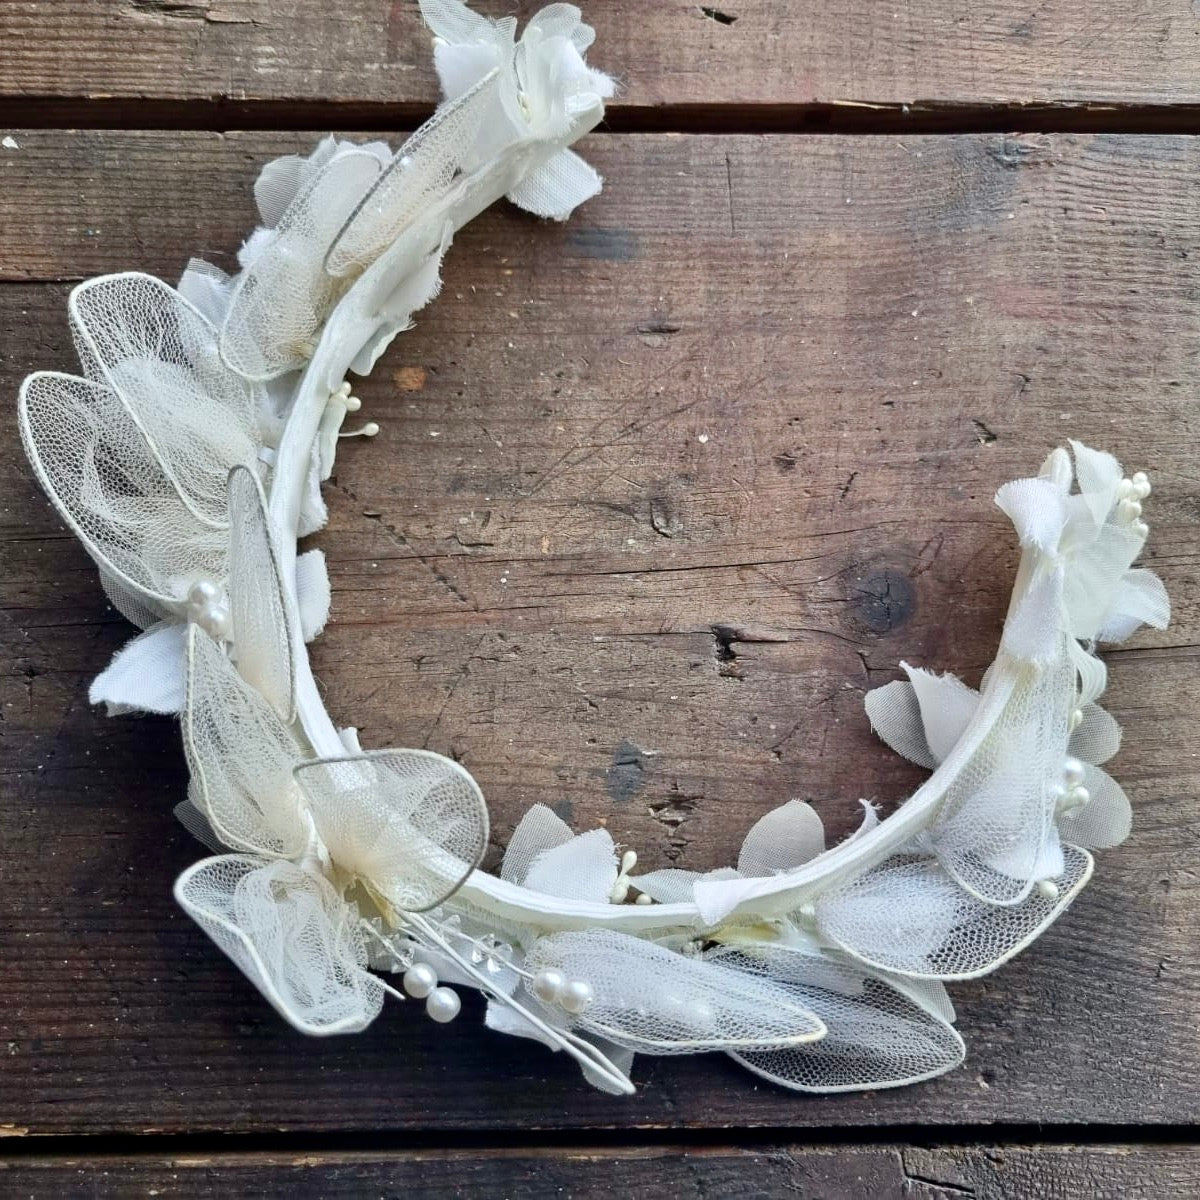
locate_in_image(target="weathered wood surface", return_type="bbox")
[1,1143,1197,1198]
[3,2,1200,119]
[2,131,1198,1138]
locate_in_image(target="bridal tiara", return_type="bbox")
[16,0,1170,1097]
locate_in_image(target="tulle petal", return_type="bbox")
[294,749,488,913]
[175,854,384,1035]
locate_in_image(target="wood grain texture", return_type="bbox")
[2,130,1199,1135]
[0,1143,1197,1198]
[2,1,1200,115]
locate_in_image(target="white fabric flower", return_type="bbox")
[421,0,614,218]
[996,441,1169,662]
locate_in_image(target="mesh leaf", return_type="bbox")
[816,844,1094,980]
[864,678,937,769]
[326,69,501,277]
[175,854,384,1035]
[710,946,965,1092]
[738,800,825,876]
[1057,764,1132,849]
[220,146,385,379]
[294,750,488,913]
[523,929,826,1054]
[1070,702,1121,765]
[928,649,1075,904]
[227,465,296,721]
[183,626,308,859]
[19,371,226,619]
[68,273,260,528]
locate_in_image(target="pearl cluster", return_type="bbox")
[1054,756,1090,817]
[531,968,594,1014]
[402,962,462,1023]
[1116,471,1151,538]
[609,848,654,906]
[331,380,378,439]
[186,578,231,640]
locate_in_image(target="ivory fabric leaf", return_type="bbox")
[175,854,384,1035]
[295,549,332,642]
[522,828,617,903]
[294,749,488,913]
[227,465,296,720]
[177,258,235,327]
[506,147,602,221]
[89,621,187,716]
[900,664,981,765]
[994,475,1068,554]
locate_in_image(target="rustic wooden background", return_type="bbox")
[2,2,1199,1196]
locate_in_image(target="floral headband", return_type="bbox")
[16,0,1169,1096]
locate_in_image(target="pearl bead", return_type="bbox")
[559,979,594,1014]
[634,892,653,906]
[1132,518,1149,538]
[362,421,380,437]
[1119,498,1142,522]
[1070,708,1084,731]
[344,394,362,413]
[402,962,437,999]
[531,968,565,1004]
[335,381,352,398]
[187,579,220,607]
[1036,879,1060,901]
[1131,471,1150,497]
[1063,757,1085,788]
[199,602,231,639]
[426,986,461,1023]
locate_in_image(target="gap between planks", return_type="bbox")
[1,1122,1199,1160]
[7,97,1200,135]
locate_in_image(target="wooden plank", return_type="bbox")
[2,2,1200,117]
[0,1143,1197,1198]
[1,131,1199,1134]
